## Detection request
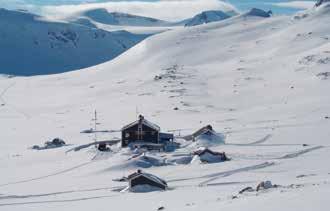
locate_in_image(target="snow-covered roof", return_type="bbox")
[193,148,225,156]
[192,125,215,138]
[128,171,167,187]
[122,116,161,131]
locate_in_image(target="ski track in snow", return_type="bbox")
[226,134,272,146]
[0,187,114,200]
[278,146,325,159]
[0,82,31,119]
[0,161,92,187]
[198,162,276,186]
[168,162,275,184]
[0,194,119,207]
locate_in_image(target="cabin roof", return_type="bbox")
[128,171,167,186]
[122,118,160,131]
[193,148,225,156]
[192,125,216,138]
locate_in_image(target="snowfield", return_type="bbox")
[1,3,330,211]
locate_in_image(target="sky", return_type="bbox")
[0,0,316,21]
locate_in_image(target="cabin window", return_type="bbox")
[125,132,130,138]
[151,131,156,135]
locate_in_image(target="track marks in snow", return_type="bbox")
[0,187,116,201]
[198,162,275,186]
[168,162,275,185]
[0,82,15,105]
[279,146,324,159]
[0,161,92,187]
[0,194,118,207]
[226,134,272,146]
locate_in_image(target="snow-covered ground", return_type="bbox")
[1,3,330,211]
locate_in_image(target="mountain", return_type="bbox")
[70,8,171,27]
[0,8,148,76]
[243,8,273,18]
[184,10,234,27]
[316,0,330,6]
[1,4,330,211]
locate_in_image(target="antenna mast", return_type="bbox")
[93,110,98,147]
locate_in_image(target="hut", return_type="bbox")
[192,125,216,141]
[193,148,229,163]
[121,115,174,148]
[127,170,167,192]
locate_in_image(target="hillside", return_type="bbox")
[0,9,148,76]
[184,10,233,27]
[69,8,171,27]
[0,4,330,211]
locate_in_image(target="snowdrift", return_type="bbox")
[109,154,168,170]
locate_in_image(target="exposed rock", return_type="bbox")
[256,180,274,191]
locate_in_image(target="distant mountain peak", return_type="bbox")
[315,0,330,7]
[244,8,273,18]
[75,8,170,27]
[184,10,235,27]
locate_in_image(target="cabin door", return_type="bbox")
[138,124,143,141]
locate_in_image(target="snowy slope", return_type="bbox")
[69,8,171,27]
[0,4,330,211]
[0,8,148,76]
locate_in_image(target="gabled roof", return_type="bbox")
[128,171,167,187]
[192,125,215,138]
[193,148,225,156]
[122,116,160,131]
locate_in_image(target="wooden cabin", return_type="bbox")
[121,115,173,148]
[128,170,167,191]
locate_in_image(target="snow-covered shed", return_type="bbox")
[193,148,229,163]
[127,170,168,192]
[191,125,225,145]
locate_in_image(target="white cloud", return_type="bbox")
[271,1,315,10]
[39,0,237,21]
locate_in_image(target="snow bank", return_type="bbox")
[193,132,226,148]
[110,154,168,170]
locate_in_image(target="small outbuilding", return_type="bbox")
[192,125,216,141]
[127,170,168,192]
[193,148,229,163]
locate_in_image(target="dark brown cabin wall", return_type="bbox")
[121,123,159,147]
[130,176,166,190]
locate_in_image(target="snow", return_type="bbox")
[0,8,148,76]
[244,8,273,18]
[68,9,172,27]
[193,132,226,147]
[0,4,330,211]
[184,10,234,27]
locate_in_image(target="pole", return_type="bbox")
[94,110,97,148]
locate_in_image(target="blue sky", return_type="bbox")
[0,0,316,20]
